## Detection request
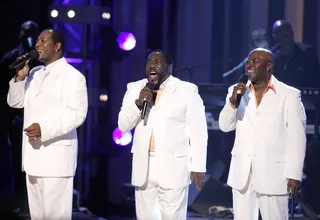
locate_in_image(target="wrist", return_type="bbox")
[229,97,236,106]
[15,75,26,82]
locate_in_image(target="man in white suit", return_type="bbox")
[7,29,88,220]
[219,48,306,219]
[118,50,208,220]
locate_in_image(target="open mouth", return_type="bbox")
[149,71,158,81]
[247,69,255,75]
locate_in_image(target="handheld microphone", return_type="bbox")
[235,74,249,108]
[141,82,158,120]
[9,50,39,70]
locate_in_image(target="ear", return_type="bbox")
[267,62,273,71]
[55,42,61,53]
[168,64,173,74]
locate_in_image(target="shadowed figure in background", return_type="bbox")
[272,19,320,88]
[0,20,40,213]
[223,28,271,83]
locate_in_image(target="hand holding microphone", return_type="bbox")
[230,74,249,108]
[9,50,39,81]
[137,83,158,120]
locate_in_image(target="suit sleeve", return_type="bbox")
[286,91,307,181]
[39,73,88,142]
[186,86,208,172]
[218,85,237,132]
[7,77,27,108]
[118,83,141,133]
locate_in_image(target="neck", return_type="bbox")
[252,74,271,92]
[280,42,294,55]
[44,55,63,66]
[159,74,170,85]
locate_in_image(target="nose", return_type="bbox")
[245,61,252,70]
[35,40,41,49]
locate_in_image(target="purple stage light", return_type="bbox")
[116,32,136,51]
[112,127,132,146]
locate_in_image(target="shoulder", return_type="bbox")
[295,42,313,52]
[173,77,198,93]
[61,59,86,82]
[127,78,148,90]
[275,79,301,97]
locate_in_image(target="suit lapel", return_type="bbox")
[152,77,177,111]
[256,90,276,113]
[35,59,64,97]
[255,77,278,115]
[36,71,60,97]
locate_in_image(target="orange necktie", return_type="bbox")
[149,89,164,152]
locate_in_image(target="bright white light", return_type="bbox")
[99,94,108,102]
[51,10,59,18]
[67,10,75,18]
[102,12,111,20]
[117,32,137,51]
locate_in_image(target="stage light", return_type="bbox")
[49,5,111,24]
[67,10,75,18]
[51,9,59,18]
[116,32,136,51]
[112,127,132,146]
[102,12,111,20]
[99,94,108,102]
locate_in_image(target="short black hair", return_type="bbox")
[48,28,65,52]
[150,49,173,66]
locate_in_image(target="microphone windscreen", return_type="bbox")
[239,74,249,84]
[146,82,159,91]
[29,50,39,59]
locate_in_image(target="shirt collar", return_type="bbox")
[43,57,65,72]
[249,75,276,94]
[159,75,172,90]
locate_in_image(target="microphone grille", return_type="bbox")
[29,50,39,59]
[146,82,159,91]
[239,74,249,84]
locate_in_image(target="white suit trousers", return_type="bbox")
[232,170,289,220]
[26,174,73,220]
[135,154,189,220]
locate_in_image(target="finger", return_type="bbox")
[24,127,37,133]
[190,173,194,182]
[195,179,202,191]
[292,186,298,198]
[27,133,39,138]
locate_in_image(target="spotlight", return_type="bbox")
[67,10,75,18]
[50,9,59,18]
[112,127,132,146]
[99,94,108,102]
[102,12,111,20]
[116,32,136,51]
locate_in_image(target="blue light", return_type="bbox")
[116,32,136,51]
[112,127,132,146]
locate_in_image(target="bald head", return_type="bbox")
[272,20,294,46]
[249,48,273,63]
[273,20,293,33]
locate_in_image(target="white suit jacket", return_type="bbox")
[118,76,208,189]
[7,57,88,177]
[219,76,306,195]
